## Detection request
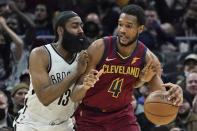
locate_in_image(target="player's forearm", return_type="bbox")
[148,75,166,92]
[71,84,89,102]
[37,71,81,106]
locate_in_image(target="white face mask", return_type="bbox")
[184,72,189,77]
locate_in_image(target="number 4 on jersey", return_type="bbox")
[108,78,124,98]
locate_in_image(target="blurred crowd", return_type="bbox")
[0,0,197,130]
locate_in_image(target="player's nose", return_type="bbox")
[78,26,84,34]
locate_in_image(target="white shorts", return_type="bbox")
[13,109,74,131]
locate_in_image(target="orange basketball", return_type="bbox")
[144,90,178,125]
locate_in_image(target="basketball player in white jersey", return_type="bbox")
[13,11,89,131]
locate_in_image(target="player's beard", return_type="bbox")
[117,32,139,47]
[61,28,90,53]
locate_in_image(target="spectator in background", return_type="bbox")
[184,54,197,75]
[185,71,197,96]
[84,12,103,43]
[86,13,102,30]
[0,17,23,89]
[139,7,177,52]
[8,0,35,50]
[186,70,197,114]
[83,21,100,43]
[25,0,57,14]
[0,0,11,18]
[97,0,120,36]
[6,1,36,86]
[13,0,35,20]
[174,6,197,52]
[6,15,21,35]
[190,0,197,9]
[86,13,103,36]
[34,3,53,36]
[0,90,13,129]
[31,3,54,49]
[11,83,29,117]
[177,54,197,89]
[154,0,189,23]
[160,23,177,52]
[175,6,197,37]
[166,90,197,131]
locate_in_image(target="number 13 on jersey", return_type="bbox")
[108,78,124,98]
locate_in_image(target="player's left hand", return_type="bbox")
[77,50,89,75]
[83,69,103,90]
[139,60,162,82]
[162,83,183,106]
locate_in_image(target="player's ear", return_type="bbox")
[138,25,144,34]
[57,26,64,36]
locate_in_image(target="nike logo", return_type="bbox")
[131,57,140,64]
[106,57,116,61]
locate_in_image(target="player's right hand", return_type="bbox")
[77,50,89,75]
[139,59,162,82]
[83,69,103,90]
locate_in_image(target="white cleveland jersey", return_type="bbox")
[21,43,78,122]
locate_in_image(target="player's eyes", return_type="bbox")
[72,25,78,28]
[126,25,132,28]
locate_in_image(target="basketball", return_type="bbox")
[144,90,178,125]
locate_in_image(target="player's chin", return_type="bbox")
[120,37,128,43]
[119,39,129,46]
[120,41,128,45]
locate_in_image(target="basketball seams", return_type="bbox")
[145,101,179,107]
[145,110,177,117]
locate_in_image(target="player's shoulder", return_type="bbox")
[89,38,105,49]
[87,38,105,64]
[31,45,48,55]
[30,45,49,63]
[88,38,105,55]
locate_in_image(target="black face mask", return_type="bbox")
[185,17,196,28]
[83,22,100,38]
[0,108,6,121]
[179,108,190,118]
[62,28,89,53]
